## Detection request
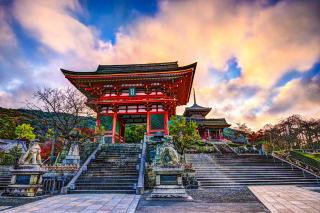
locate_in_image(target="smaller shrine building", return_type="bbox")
[184,90,231,141]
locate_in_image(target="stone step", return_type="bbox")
[76,179,138,183]
[69,189,136,194]
[87,165,137,168]
[100,149,141,152]
[76,182,135,186]
[198,177,318,182]
[194,166,297,169]
[200,182,320,187]
[75,185,135,190]
[88,165,138,169]
[77,175,138,179]
[93,160,138,162]
[96,153,140,156]
[85,171,138,174]
[198,179,317,183]
[195,170,302,174]
[84,170,138,174]
[82,174,138,178]
[195,166,300,169]
[0,177,11,180]
[196,174,314,179]
[87,167,137,170]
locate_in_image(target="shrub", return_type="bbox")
[0,152,15,165]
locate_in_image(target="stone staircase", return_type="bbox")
[0,168,12,195]
[186,153,320,188]
[69,143,141,194]
[0,167,11,194]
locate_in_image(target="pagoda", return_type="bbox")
[61,62,197,143]
[183,89,231,141]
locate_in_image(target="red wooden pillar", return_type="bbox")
[164,111,169,135]
[96,111,101,129]
[112,112,117,144]
[120,123,125,143]
[146,111,151,136]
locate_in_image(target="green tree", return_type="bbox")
[45,128,54,140]
[15,123,36,143]
[9,145,23,166]
[0,115,16,139]
[169,116,201,158]
[125,124,146,143]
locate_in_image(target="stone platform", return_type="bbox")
[3,194,140,213]
[250,185,320,213]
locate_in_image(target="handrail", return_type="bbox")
[136,138,147,194]
[60,143,101,194]
[42,156,51,164]
[271,153,320,180]
[290,156,320,173]
[225,143,239,155]
[212,144,222,155]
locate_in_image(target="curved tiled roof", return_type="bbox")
[188,118,231,127]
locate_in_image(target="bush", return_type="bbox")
[0,152,15,165]
[290,150,320,169]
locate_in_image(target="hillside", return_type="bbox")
[0,107,96,140]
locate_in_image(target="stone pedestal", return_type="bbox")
[62,143,80,166]
[62,155,80,166]
[5,165,45,197]
[150,166,191,200]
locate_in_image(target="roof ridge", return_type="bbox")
[97,61,178,71]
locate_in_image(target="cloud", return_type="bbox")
[1,0,319,130]
[269,75,320,115]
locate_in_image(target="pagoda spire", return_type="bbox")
[193,88,197,105]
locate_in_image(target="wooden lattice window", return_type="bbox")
[151,114,164,130]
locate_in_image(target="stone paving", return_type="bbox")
[135,200,268,213]
[2,194,141,213]
[249,186,320,213]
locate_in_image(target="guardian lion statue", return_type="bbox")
[19,140,42,165]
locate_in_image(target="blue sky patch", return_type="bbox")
[223,57,242,81]
[80,0,158,44]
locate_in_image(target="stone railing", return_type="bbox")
[136,137,147,194]
[42,175,72,194]
[42,165,79,172]
[273,151,320,176]
[272,153,320,182]
[60,143,102,194]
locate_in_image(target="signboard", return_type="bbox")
[129,87,136,96]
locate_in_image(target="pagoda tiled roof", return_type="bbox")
[183,104,211,117]
[185,103,211,110]
[189,118,231,127]
[183,89,211,117]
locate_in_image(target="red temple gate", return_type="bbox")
[62,62,197,143]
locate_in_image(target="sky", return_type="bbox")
[0,0,319,130]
